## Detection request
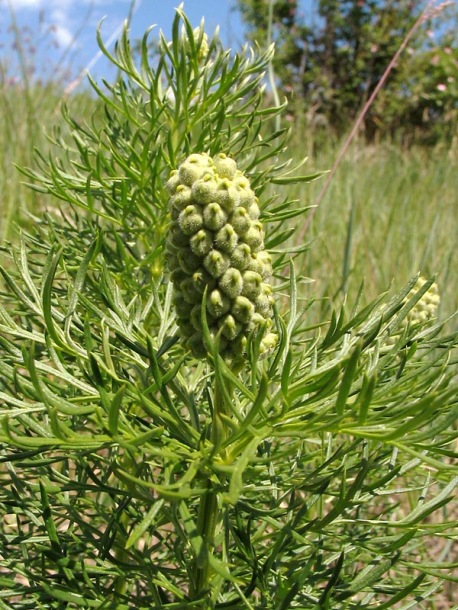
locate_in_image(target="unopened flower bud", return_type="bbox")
[177,249,202,274]
[179,153,212,186]
[230,207,251,235]
[214,153,237,179]
[192,173,218,205]
[255,291,274,317]
[204,249,230,278]
[190,229,213,257]
[203,202,228,231]
[170,185,193,211]
[406,277,440,325]
[178,205,203,235]
[180,278,202,304]
[247,200,261,220]
[166,169,180,194]
[214,224,238,254]
[232,296,255,324]
[219,314,242,340]
[219,267,244,299]
[207,289,231,318]
[243,221,264,252]
[230,243,252,271]
[166,152,277,359]
[241,270,263,299]
[214,179,240,211]
[260,332,278,354]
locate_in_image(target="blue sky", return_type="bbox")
[0,1,255,86]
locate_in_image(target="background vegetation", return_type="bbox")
[237,0,458,142]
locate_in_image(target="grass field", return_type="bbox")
[295,135,458,322]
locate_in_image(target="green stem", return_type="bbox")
[191,379,231,605]
[192,483,219,601]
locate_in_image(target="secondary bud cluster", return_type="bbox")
[405,276,440,325]
[166,152,277,359]
[385,276,440,347]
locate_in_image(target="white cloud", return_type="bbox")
[7,0,44,7]
[7,0,116,6]
[53,23,74,48]
[5,0,140,71]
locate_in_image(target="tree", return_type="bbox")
[237,0,458,140]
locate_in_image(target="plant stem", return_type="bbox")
[191,379,231,606]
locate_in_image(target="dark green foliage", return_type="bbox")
[237,0,458,140]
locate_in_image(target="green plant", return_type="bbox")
[0,9,457,609]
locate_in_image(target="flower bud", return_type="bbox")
[243,221,264,252]
[204,249,230,278]
[255,291,274,317]
[246,252,265,276]
[180,278,202,305]
[230,207,251,236]
[179,153,212,186]
[170,185,193,211]
[166,152,277,359]
[192,269,214,294]
[166,170,180,194]
[241,270,262,300]
[192,173,218,205]
[177,249,202,274]
[170,223,190,248]
[260,332,278,354]
[406,277,440,325]
[203,202,228,231]
[178,205,204,235]
[207,289,231,319]
[214,179,240,211]
[230,334,247,357]
[219,267,244,299]
[214,153,237,180]
[230,243,252,271]
[255,250,273,279]
[232,296,255,324]
[247,200,261,220]
[214,224,238,254]
[190,229,213,257]
[219,314,242,341]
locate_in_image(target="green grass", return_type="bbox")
[1,85,457,326]
[288,135,458,322]
[0,4,94,244]
[0,84,95,243]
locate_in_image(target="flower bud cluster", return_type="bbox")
[166,152,277,359]
[405,276,440,325]
[192,27,209,63]
[385,277,440,347]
